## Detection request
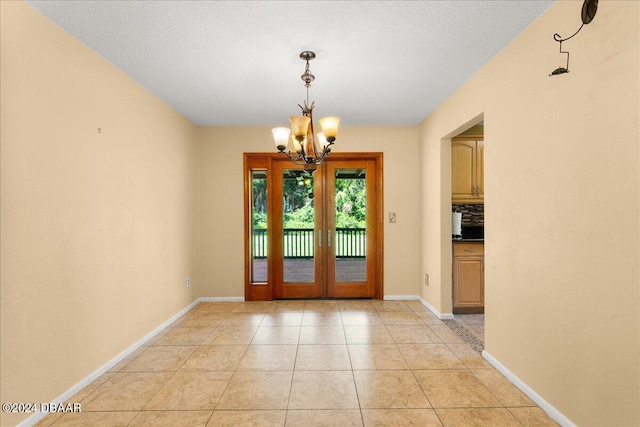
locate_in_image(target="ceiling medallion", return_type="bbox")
[271,51,340,172]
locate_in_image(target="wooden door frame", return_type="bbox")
[243,152,384,300]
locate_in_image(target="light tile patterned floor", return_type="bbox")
[35,300,558,427]
[446,313,485,354]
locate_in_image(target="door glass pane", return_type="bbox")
[283,169,315,283]
[251,170,267,282]
[334,168,367,282]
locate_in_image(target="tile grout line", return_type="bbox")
[405,305,445,423]
[282,315,303,424]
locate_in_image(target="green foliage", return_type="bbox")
[334,212,364,228]
[334,178,366,228]
[283,204,315,228]
[253,211,267,229]
[252,172,367,230]
[252,175,268,229]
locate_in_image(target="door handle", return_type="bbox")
[327,230,332,247]
[318,230,322,247]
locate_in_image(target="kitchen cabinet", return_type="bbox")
[453,242,484,313]
[452,138,484,203]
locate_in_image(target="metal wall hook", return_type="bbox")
[549,0,598,76]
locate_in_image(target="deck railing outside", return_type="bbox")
[252,228,366,259]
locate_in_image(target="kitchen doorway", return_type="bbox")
[444,120,486,349]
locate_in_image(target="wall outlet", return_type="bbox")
[389,212,397,223]
[185,276,191,288]
[424,274,429,286]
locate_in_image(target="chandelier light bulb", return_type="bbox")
[316,132,328,147]
[291,135,303,154]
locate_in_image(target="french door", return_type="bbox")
[244,153,383,300]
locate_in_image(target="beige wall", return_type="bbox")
[4,0,639,425]
[0,3,199,425]
[418,1,639,425]
[197,126,420,298]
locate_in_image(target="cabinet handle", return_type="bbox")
[464,249,475,253]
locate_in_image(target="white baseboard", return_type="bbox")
[18,299,201,427]
[384,294,454,320]
[482,350,575,427]
[199,296,245,302]
[417,296,454,319]
[383,294,419,301]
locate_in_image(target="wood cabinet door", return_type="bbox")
[451,141,476,202]
[453,256,484,312]
[451,138,483,204]
[476,141,484,200]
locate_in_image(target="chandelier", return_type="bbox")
[271,51,340,171]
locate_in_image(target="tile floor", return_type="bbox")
[35,300,558,426]
[452,314,485,342]
[447,313,485,354]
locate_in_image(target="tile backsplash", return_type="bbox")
[452,204,484,226]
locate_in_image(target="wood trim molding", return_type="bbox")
[243,152,384,300]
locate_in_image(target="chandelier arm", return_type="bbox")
[322,142,334,156]
[281,151,308,166]
[311,134,322,162]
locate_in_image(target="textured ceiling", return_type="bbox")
[26,1,554,126]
